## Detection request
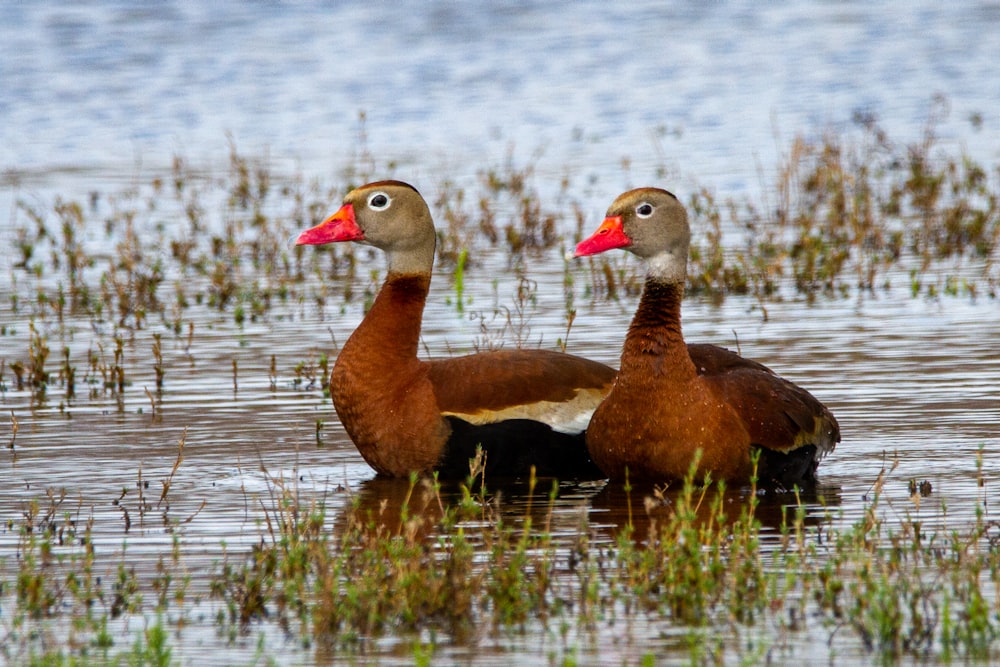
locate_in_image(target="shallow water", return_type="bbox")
[2,250,998,663]
[1,1,1000,665]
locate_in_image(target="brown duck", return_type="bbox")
[296,180,617,479]
[575,187,840,487]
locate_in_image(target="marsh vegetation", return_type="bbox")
[1,114,999,664]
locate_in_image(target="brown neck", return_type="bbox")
[622,278,696,375]
[345,272,430,361]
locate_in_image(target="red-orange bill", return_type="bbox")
[574,215,631,257]
[295,203,365,245]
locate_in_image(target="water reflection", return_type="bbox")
[338,475,604,540]
[337,471,844,551]
[589,481,843,543]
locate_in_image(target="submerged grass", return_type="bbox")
[2,454,999,664]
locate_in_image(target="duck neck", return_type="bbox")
[346,271,430,361]
[622,277,695,374]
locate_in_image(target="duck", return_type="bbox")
[574,187,840,487]
[295,180,618,480]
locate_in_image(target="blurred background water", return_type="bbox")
[2,1,998,201]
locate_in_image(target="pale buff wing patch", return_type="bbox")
[441,387,609,435]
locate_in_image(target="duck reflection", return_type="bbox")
[589,479,843,545]
[335,473,841,547]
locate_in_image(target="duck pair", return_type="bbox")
[296,181,840,487]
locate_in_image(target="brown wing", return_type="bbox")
[701,357,840,456]
[426,349,616,431]
[686,342,775,375]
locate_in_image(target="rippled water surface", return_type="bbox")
[1,1,999,665]
[4,1,1000,193]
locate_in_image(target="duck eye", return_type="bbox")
[367,192,391,210]
[636,203,654,218]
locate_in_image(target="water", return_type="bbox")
[3,2,998,196]
[1,1,999,664]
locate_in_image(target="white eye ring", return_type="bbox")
[367,192,392,210]
[636,202,654,218]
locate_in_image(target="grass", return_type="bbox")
[2,452,999,664]
[676,110,1000,310]
[1,111,997,406]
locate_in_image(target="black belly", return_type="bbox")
[753,444,820,490]
[436,416,606,481]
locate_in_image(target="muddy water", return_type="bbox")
[2,1,1000,664]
